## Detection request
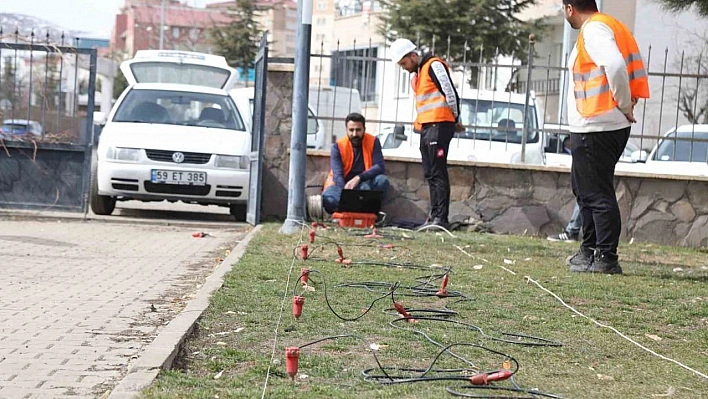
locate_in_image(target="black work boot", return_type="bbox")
[587,252,623,275]
[566,247,594,272]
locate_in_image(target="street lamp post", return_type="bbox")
[280,0,313,234]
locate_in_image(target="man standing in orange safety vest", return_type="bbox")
[562,0,650,275]
[390,38,464,229]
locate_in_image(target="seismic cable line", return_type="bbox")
[278,224,564,398]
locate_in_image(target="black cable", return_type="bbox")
[445,386,563,399]
[292,269,400,322]
[389,316,562,347]
[297,334,393,382]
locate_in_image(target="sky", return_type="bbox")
[2,0,223,38]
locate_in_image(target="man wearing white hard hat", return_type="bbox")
[389,38,463,229]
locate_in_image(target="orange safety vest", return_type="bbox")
[573,13,650,118]
[412,56,456,132]
[323,133,376,190]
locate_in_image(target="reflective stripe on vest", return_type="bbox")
[573,13,650,118]
[413,56,456,131]
[323,133,375,190]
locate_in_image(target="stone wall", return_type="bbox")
[305,153,708,247]
[262,65,708,248]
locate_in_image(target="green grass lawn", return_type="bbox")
[140,224,708,399]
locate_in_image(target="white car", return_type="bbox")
[91,50,253,220]
[543,124,646,171]
[231,87,326,150]
[643,124,708,177]
[380,89,546,165]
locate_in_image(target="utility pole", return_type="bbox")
[280,0,313,234]
[159,0,166,50]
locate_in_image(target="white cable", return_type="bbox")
[455,243,708,381]
[261,224,307,398]
[415,223,457,238]
[525,275,708,381]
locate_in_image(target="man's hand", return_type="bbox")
[624,110,637,123]
[344,176,360,190]
[455,123,465,133]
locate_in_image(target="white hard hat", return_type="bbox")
[389,38,417,63]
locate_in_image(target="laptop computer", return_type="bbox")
[338,189,383,214]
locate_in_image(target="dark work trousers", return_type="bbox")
[420,122,455,222]
[570,127,630,257]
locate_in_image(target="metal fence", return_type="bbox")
[0,29,97,144]
[0,29,97,212]
[307,33,708,164]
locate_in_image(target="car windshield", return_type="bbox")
[2,123,29,133]
[457,98,538,143]
[112,89,245,131]
[654,131,708,162]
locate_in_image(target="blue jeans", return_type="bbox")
[566,202,581,235]
[322,174,390,214]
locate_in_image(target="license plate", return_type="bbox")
[151,170,207,185]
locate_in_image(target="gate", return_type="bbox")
[246,35,268,225]
[0,31,97,213]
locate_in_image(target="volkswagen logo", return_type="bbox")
[172,152,185,163]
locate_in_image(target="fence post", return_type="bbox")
[521,34,535,163]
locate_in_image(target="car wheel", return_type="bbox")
[229,204,247,221]
[90,164,116,216]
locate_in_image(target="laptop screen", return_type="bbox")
[338,189,382,214]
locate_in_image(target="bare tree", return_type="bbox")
[676,34,708,124]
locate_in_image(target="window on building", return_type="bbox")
[397,69,410,97]
[330,47,378,102]
[172,26,180,39]
[318,1,328,10]
[189,28,200,42]
[315,34,326,42]
[317,17,327,26]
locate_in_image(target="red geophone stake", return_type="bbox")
[436,274,449,297]
[469,370,513,385]
[285,347,300,380]
[292,296,305,319]
[300,268,310,285]
[300,244,309,260]
[393,302,416,323]
[309,229,316,243]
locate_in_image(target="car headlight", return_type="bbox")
[106,147,141,162]
[215,155,249,169]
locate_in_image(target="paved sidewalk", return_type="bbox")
[0,219,248,399]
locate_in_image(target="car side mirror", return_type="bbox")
[393,124,407,141]
[631,150,648,163]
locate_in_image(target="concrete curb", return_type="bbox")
[107,224,263,399]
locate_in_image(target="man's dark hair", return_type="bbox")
[562,0,598,12]
[345,112,366,128]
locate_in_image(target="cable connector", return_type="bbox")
[292,296,305,319]
[393,302,416,323]
[469,370,513,385]
[285,347,300,380]
[436,274,449,297]
[300,244,309,260]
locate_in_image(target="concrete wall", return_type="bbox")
[262,64,708,248]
